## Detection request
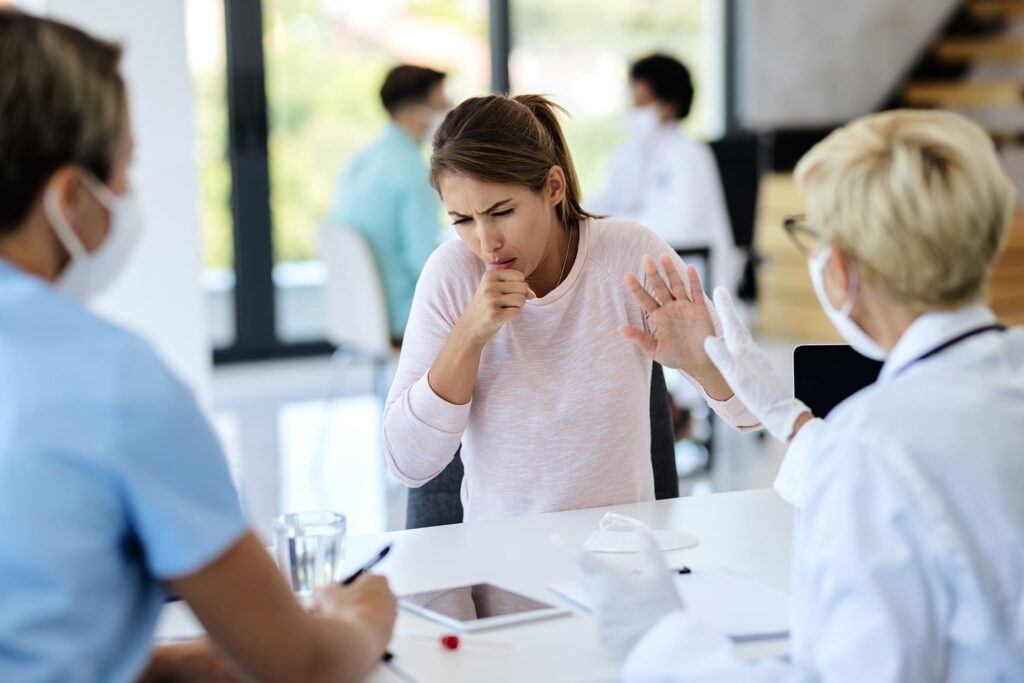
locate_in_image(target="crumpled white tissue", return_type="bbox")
[582,512,699,553]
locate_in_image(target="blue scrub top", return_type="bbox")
[331,123,441,338]
[0,260,248,683]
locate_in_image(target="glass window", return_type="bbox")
[510,0,725,199]
[263,0,489,343]
[185,0,236,350]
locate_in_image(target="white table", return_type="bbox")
[157,488,794,683]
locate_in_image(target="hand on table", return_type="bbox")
[703,287,813,442]
[621,254,733,399]
[578,527,683,659]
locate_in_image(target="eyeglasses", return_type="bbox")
[781,214,821,256]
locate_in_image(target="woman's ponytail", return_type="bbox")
[429,93,599,230]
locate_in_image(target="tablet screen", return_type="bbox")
[401,583,555,622]
[793,344,883,417]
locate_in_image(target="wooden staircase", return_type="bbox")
[754,0,1024,340]
[754,174,1024,341]
[900,0,1024,134]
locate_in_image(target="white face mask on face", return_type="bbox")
[808,246,887,360]
[625,104,661,141]
[44,169,142,302]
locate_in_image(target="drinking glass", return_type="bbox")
[273,511,347,602]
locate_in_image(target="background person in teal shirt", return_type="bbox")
[331,64,447,341]
[0,10,396,682]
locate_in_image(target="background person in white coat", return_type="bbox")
[583,109,1024,682]
[589,53,739,295]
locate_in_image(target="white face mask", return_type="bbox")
[625,104,661,141]
[808,246,887,360]
[44,169,142,302]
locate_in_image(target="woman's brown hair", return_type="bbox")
[428,94,600,230]
[0,9,126,234]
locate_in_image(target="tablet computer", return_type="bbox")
[793,344,883,417]
[400,583,571,632]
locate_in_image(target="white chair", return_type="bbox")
[318,223,399,399]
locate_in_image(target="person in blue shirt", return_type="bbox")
[0,10,396,683]
[331,64,448,341]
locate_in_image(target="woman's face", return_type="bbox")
[438,168,565,277]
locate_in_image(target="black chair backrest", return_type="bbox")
[405,362,678,529]
[709,133,759,299]
[709,133,759,249]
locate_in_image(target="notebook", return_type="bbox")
[549,567,791,642]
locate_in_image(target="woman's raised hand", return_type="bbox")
[456,269,536,346]
[620,254,733,399]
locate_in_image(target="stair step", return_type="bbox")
[902,80,1024,106]
[968,1,1024,20]
[947,104,1024,133]
[935,37,1024,61]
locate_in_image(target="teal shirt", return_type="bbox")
[331,124,441,338]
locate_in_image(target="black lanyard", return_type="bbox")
[894,323,1006,378]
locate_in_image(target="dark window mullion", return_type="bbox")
[221,0,278,360]
[490,0,511,93]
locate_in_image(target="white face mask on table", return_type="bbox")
[45,169,142,302]
[808,246,887,360]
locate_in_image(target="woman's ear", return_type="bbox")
[47,166,85,222]
[46,165,109,251]
[824,248,854,308]
[546,165,567,207]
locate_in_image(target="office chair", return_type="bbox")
[318,223,399,400]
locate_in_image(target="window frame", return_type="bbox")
[212,0,734,363]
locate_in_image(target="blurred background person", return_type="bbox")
[590,53,739,296]
[591,53,742,468]
[0,10,396,682]
[330,64,448,343]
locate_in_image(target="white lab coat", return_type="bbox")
[624,304,1024,682]
[589,125,740,293]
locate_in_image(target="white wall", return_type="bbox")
[736,0,961,130]
[37,0,211,402]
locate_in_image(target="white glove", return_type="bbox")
[578,527,683,659]
[703,287,810,443]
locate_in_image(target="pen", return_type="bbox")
[340,542,393,585]
[339,544,399,671]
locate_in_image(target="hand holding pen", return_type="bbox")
[311,543,398,665]
[341,543,393,585]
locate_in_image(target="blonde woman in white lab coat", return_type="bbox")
[582,110,1024,681]
[590,54,739,294]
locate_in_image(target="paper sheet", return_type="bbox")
[549,567,790,642]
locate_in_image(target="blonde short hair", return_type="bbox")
[794,109,1015,312]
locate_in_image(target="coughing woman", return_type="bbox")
[383,95,761,521]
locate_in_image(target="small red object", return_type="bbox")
[440,634,460,650]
